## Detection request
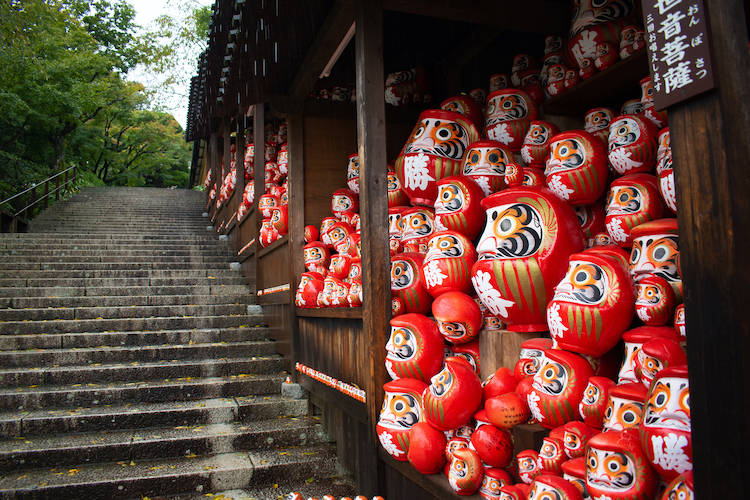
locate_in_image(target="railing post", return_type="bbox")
[44,180,49,210]
[56,176,60,201]
[27,185,36,220]
[64,170,69,193]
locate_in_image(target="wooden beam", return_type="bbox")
[382,0,569,36]
[671,0,750,497]
[287,0,355,107]
[355,0,389,495]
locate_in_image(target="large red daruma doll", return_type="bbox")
[484,89,539,152]
[377,378,428,461]
[395,109,480,206]
[470,186,585,332]
[385,313,444,383]
[546,251,636,357]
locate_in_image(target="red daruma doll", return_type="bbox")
[484,89,539,152]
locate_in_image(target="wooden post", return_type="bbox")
[210,131,220,214]
[253,104,266,289]
[670,0,750,497]
[287,112,305,379]
[43,180,49,210]
[55,176,60,202]
[355,0,388,495]
[27,185,36,220]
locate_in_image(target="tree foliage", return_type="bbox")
[0,0,192,203]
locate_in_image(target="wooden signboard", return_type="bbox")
[642,0,715,110]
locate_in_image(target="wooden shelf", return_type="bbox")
[295,307,364,319]
[298,373,368,423]
[237,207,254,227]
[257,234,289,257]
[541,49,649,116]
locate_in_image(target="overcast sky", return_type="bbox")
[126,0,215,129]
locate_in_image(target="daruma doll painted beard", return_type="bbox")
[526,348,594,429]
[390,252,432,315]
[376,378,427,461]
[521,120,561,169]
[544,129,609,207]
[420,231,477,298]
[586,430,658,500]
[384,313,443,383]
[395,109,481,206]
[604,173,666,248]
[470,185,585,332]
[484,89,539,152]
[546,251,636,358]
[461,140,514,196]
[433,175,486,240]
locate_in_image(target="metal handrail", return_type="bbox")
[0,165,77,208]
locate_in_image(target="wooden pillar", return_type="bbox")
[670,0,750,497]
[355,0,388,495]
[235,113,246,206]
[287,112,305,377]
[222,115,232,194]
[253,104,266,288]
[209,131,220,214]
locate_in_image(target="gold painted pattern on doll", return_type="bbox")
[552,260,609,306]
[486,93,530,125]
[603,396,644,432]
[585,110,613,133]
[609,117,642,151]
[390,259,416,290]
[424,234,465,263]
[546,138,587,175]
[586,448,637,492]
[463,147,510,175]
[386,326,418,363]
[643,377,691,431]
[429,367,454,397]
[403,118,469,160]
[442,99,472,118]
[570,0,635,35]
[533,358,569,396]
[476,203,544,260]
[435,183,465,214]
[606,185,643,215]
[630,236,680,282]
[378,391,421,430]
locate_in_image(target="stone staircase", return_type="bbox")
[0,187,354,500]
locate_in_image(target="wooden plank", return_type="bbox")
[295,307,364,319]
[298,373,368,424]
[382,0,569,35]
[671,1,750,497]
[287,0,355,106]
[253,103,265,298]
[355,0,389,495]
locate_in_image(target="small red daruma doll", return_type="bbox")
[478,467,514,500]
[420,231,477,298]
[635,337,687,389]
[584,107,617,147]
[319,216,338,248]
[387,162,409,207]
[607,114,659,175]
[433,175,486,240]
[258,193,279,219]
[579,376,617,430]
[575,203,606,242]
[346,279,362,308]
[561,457,591,500]
[259,218,280,247]
[327,253,351,280]
[527,349,594,429]
[640,365,692,482]
[422,357,483,432]
[546,251,636,357]
[521,120,561,169]
[618,326,681,385]
[635,276,676,326]
[441,94,484,132]
[640,76,669,129]
[471,185,585,332]
[517,449,543,485]
[545,63,569,97]
[488,73,511,92]
[304,224,319,243]
[594,41,618,70]
[514,337,555,382]
[601,382,648,435]
[388,206,409,255]
[545,130,609,206]
[399,206,434,254]
[346,153,360,194]
[628,219,681,299]
[562,420,595,459]
[528,474,585,500]
[587,431,658,500]
[448,447,484,495]
[395,109,481,206]
[327,221,355,255]
[295,271,325,308]
[385,313,444,383]
[431,291,483,345]
[461,140,514,197]
[331,188,359,219]
[604,173,666,248]
[537,435,567,475]
[484,89,539,152]
[302,242,329,274]
[377,378,428,461]
[270,205,288,236]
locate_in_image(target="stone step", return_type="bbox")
[0,276,245,289]
[0,444,342,500]
[0,255,230,265]
[0,355,283,386]
[0,235,219,243]
[203,476,359,500]
[0,270,242,281]
[0,326,269,351]
[0,262,237,272]
[0,244,230,254]
[1,247,228,256]
[0,313,260,335]
[0,339,276,368]
[0,373,285,410]
[0,284,251,298]
[0,418,329,471]
[0,396,308,438]
[0,303,248,322]
[3,293,251,310]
